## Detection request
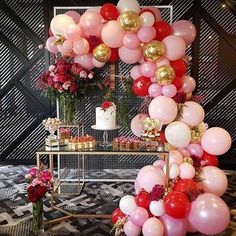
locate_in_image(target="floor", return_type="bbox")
[0,166,235,236]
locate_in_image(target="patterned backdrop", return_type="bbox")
[0,0,235,170]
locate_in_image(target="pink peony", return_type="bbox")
[71,63,82,75]
[49,65,56,71]
[39,170,52,182]
[28,167,37,178]
[54,82,60,89]
[80,70,87,78]
[88,72,94,79]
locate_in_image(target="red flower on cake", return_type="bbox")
[101,101,112,110]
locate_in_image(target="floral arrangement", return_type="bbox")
[101,101,116,112]
[42,117,61,132]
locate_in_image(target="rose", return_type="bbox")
[80,70,87,78]
[25,173,32,180]
[54,82,60,89]
[62,81,71,90]
[88,72,94,79]
[56,75,67,83]
[28,192,38,203]
[101,101,112,110]
[58,85,64,93]
[39,170,52,182]
[69,84,78,93]
[71,63,82,75]
[28,167,37,178]
[47,76,54,86]
[35,185,47,198]
[49,65,56,71]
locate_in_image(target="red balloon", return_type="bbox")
[135,191,151,209]
[139,8,156,20]
[160,130,167,143]
[173,179,198,197]
[200,152,218,167]
[111,208,126,224]
[153,21,172,41]
[86,36,102,53]
[109,48,119,63]
[132,76,151,97]
[164,191,190,218]
[170,59,187,77]
[172,76,183,90]
[100,3,119,21]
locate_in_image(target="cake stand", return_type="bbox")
[91,125,120,147]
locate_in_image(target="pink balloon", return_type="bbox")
[134,179,141,195]
[142,217,164,236]
[74,53,94,70]
[180,101,205,127]
[118,46,142,64]
[139,57,146,64]
[179,163,196,179]
[178,148,191,157]
[101,20,125,48]
[92,57,105,68]
[182,75,196,93]
[123,33,141,49]
[138,26,156,43]
[169,150,183,165]
[130,207,149,227]
[65,11,81,24]
[199,166,228,196]
[73,38,89,56]
[64,24,82,41]
[140,62,157,77]
[153,160,166,169]
[162,84,177,97]
[150,77,156,83]
[130,65,142,80]
[137,166,165,192]
[187,143,204,158]
[201,127,232,155]
[188,193,230,235]
[79,11,103,37]
[46,36,59,54]
[187,221,198,233]
[130,114,148,137]
[148,96,178,124]
[160,214,188,236]
[156,58,170,67]
[57,40,73,56]
[124,220,141,236]
[142,7,162,22]
[148,83,162,97]
[172,20,196,46]
[163,35,186,61]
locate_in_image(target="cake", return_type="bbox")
[95,101,116,129]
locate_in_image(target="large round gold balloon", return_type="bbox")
[155,65,175,85]
[93,44,111,62]
[119,11,140,33]
[143,40,164,62]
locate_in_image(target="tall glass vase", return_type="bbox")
[32,199,44,235]
[61,96,76,124]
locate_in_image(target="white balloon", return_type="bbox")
[119,195,137,215]
[149,200,165,217]
[165,121,191,148]
[117,0,140,13]
[140,12,155,26]
[164,163,180,179]
[50,14,74,37]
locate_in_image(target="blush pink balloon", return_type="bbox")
[142,217,164,236]
[46,36,59,54]
[180,101,205,127]
[187,221,198,233]
[156,57,170,67]
[140,62,157,77]
[150,77,156,82]
[142,6,162,21]
[201,127,232,155]
[148,83,162,97]
[130,207,149,226]
[199,166,228,196]
[92,57,105,68]
[163,35,186,61]
[153,159,166,169]
[74,53,94,70]
[182,75,196,93]
[130,65,142,80]
[124,220,141,236]
[149,96,178,124]
[188,193,230,235]
[138,26,156,43]
[118,46,142,64]
[179,163,196,179]
[160,214,188,236]
[172,20,197,46]
[139,57,146,64]
[79,11,103,37]
[123,33,140,49]
[65,11,81,24]
[57,40,73,56]
[101,20,125,48]
[162,84,177,97]
[64,24,82,41]
[169,150,183,165]
[187,143,204,158]
[178,148,191,157]
[130,114,148,137]
[73,38,89,56]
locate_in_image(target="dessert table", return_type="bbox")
[36,144,169,224]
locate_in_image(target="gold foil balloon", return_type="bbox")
[191,122,206,143]
[93,43,111,62]
[143,40,164,62]
[155,65,175,85]
[119,11,140,33]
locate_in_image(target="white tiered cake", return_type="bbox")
[95,102,116,129]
